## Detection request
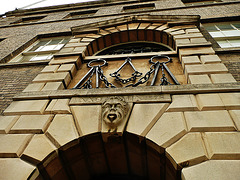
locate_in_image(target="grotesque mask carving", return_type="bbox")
[102,96,129,131]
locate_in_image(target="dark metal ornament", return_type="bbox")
[110,57,142,84]
[73,59,116,89]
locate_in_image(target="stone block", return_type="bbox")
[41,82,65,91]
[185,64,228,75]
[219,93,240,109]
[46,114,78,148]
[175,39,190,45]
[41,65,59,73]
[32,72,71,88]
[59,47,74,53]
[45,99,71,114]
[22,134,56,165]
[126,103,169,136]
[57,63,77,77]
[0,134,32,157]
[190,38,207,43]
[182,56,201,67]
[185,28,200,34]
[0,158,35,180]
[174,33,203,39]
[49,56,80,68]
[229,110,240,131]
[196,93,225,110]
[204,132,240,159]
[23,83,45,92]
[182,160,240,180]
[146,112,187,148]
[179,47,215,58]
[166,133,208,169]
[71,105,101,136]
[200,54,221,64]
[4,100,50,115]
[9,115,53,134]
[167,94,199,112]
[184,110,236,132]
[0,116,19,133]
[210,73,237,83]
[188,74,212,84]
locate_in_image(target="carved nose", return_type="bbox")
[107,114,117,122]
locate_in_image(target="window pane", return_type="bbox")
[55,44,64,50]
[209,31,224,37]
[36,45,57,51]
[222,30,240,37]
[217,24,234,30]
[48,39,62,45]
[204,25,218,32]
[20,55,34,62]
[229,39,240,47]
[217,40,232,48]
[30,54,52,61]
[232,23,240,29]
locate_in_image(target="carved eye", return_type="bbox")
[104,103,111,108]
[116,103,122,108]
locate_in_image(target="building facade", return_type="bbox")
[0,0,240,179]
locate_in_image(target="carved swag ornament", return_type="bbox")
[102,96,129,132]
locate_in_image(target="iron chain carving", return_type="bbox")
[73,55,180,89]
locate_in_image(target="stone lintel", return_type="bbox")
[12,83,240,101]
[69,94,171,105]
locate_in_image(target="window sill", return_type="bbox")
[0,60,50,68]
[214,47,240,53]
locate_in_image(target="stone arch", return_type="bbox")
[28,132,181,180]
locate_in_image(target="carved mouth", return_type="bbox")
[107,113,117,122]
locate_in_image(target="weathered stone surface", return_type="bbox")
[69,94,171,105]
[179,47,215,58]
[45,99,71,114]
[185,28,200,34]
[174,33,203,39]
[184,110,236,132]
[41,82,65,91]
[146,112,187,148]
[49,56,81,68]
[185,63,228,75]
[182,160,240,180]
[4,100,50,115]
[57,63,77,76]
[9,115,53,134]
[204,132,240,159]
[229,110,240,131]
[41,65,59,73]
[219,93,240,109]
[46,114,79,148]
[182,56,201,68]
[190,37,207,43]
[196,93,225,110]
[210,73,237,83]
[0,134,32,157]
[23,83,45,92]
[71,105,101,136]
[166,133,208,169]
[32,72,71,87]
[22,134,56,165]
[200,55,221,64]
[167,94,199,112]
[0,116,19,133]
[0,158,36,180]
[176,39,190,45]
[126,103,169,136]
[188,74,212,84]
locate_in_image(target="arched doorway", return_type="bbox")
[35,132,181,180]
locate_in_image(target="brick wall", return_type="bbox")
[0,65,45,114]
[219,53,240,82]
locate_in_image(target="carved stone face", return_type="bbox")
[102,96,129,129]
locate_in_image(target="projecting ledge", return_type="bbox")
[13,83,240,101]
